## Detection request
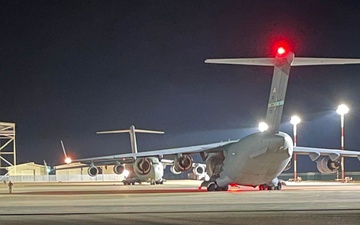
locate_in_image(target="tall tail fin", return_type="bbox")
[96,125,164,154]
[205,52,360,133]
[60,140,72,164]
[265,52,294,132]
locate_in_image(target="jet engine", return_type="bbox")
[132,157,164,184]
[134,157,152,175]
[173,155,193,173]
[88,166,99,177]
[170,165,181,175]
[113,164,125,175]
[193,163,206,177]
[316,156,340,174]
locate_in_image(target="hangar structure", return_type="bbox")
[0,122,16,175]
[6,162,47,176]
[55,163,115,175]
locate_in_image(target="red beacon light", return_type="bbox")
[277,47,286,56]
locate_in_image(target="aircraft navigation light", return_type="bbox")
[258,122,269,132]
[65,157,72,164]
[277,47,286,55]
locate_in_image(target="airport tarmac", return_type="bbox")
[0,180,359,225]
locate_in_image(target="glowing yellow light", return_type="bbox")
[65,157,72,164]
[123,169,129,178]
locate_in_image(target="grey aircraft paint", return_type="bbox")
[72,49,360,191]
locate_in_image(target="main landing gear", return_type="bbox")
[206,182,228,191]
[123,177,142,185]
[150,179,164,185]
[123,180,141,185]
[258,182,282,191]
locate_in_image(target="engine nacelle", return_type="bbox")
[88,166,99,177]
[134,157,152,175]
[316,156,340,174]
[170,165,181,175]
[132,157,164,183]
[173,155,193,173]
[193,163,206,176]
[113,164,125,175]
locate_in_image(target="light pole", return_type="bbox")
[290,115,301,181]
[336,104,349,183]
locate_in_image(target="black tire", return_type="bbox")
[267,186,274,190]
[207,183,216,191]
[221,185,229,191]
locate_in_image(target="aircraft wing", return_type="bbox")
[73,140,239,164]
[294,146,360,161]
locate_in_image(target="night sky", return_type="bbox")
[1,1,360,171]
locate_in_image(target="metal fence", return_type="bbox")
[1,174,125,182]
[1,172,359,183]
[279,172,360,181]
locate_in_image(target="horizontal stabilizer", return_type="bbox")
[292,57,360,66]
[134,129,164,134]
[205,57,360,66]
[97,129,164,134]
[96,129,130,134]
[96,125,164,154]
[205,58,275,66]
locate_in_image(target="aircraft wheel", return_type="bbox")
[269,186,275,190]
[207,183,217,191]
[276,182,282,190]
[221,185,229,191]
[259,185,265,191]
[215,186,223,191]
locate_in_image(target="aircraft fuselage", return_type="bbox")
[217,132,293,187]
